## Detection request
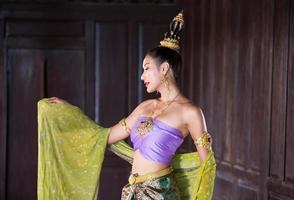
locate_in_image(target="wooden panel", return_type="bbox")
[197,0,213,138]
[184,0,276,199]
[6,49,44,200]
[269,192,294,200]
[189,0,273,171]
[232,0,254,168]
[181,0,197,99]
[267,0,294,199]
[270,0,289,180]
[127,21,139,113]
[0,0,176,4]
[45,50,85,108]
[247,0,262,172]
[237,183,258,200]
[0,19,7,200]
[268,180,294,199]
[96,22,128,125]
[222,0,240,165]
[6,37,85,49]
[0,5,178,22]
[211,0,235,166]
[6,48,86,199]
[207,1,227,162]
[285,0,294,186]
[98,167,129,200]
[249,0,273,177]
[213,176,235,200]
[5,20,86,49]
[96,22,130,200]
[6,20,84,37]
[253,1,274,198]
[84,20,96,118]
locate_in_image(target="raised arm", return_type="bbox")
[185,106,212,162]
[47,96,148,145]
[107,107,140,145]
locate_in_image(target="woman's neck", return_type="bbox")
[158,84,180,102]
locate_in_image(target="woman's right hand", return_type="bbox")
[47,97,68,104]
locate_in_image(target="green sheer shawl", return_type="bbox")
[37,99,216,200]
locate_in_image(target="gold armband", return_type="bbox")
[119,118,131,134]
[194,131,212,151]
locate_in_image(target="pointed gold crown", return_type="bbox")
[159,11,184,52]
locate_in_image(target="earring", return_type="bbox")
[161,76,170,93]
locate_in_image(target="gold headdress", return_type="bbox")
[159,10,184,52]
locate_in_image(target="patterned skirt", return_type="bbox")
[121,174,180,200]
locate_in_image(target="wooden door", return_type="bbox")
[6,48,86,200]
[183,0,294,199]
[0,3,180,199]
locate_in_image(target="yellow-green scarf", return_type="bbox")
[37,99,216,200]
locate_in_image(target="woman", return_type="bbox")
[43,11,215,200]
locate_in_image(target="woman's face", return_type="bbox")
[141,55,163,93]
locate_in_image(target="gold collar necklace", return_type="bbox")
[136,92,181,136]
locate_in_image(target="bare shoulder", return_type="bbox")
[130,99,155,116]
[181,101,205,125]
[137,99,155,110]
[138,99,155,107]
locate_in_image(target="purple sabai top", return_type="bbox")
[130,116,184,165]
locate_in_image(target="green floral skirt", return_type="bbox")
[121,175,180,200]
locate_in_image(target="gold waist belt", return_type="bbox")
[128,167,173,185]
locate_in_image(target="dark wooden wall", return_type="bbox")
[183,0,294,199]
[0,1,180,199]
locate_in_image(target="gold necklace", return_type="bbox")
[136,92,180,136]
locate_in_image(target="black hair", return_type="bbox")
[145,46,182,83]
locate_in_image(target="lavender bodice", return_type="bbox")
[130,116,184,164]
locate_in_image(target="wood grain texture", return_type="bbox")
[6,49,44,199]
[0,19,7,200]
[285,0,294,187]
[182,0,293,199]
[270,0,289,182]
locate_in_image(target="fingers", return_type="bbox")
[47,97,57,103]
[47,97,65,104]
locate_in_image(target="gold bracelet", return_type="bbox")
[119,118,131,134]
[194,131,212,151]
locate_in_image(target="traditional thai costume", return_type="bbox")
[37,11,216,200]
[37,100,216,200]
[121,116,183,199]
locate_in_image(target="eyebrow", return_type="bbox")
[143,62,150,68]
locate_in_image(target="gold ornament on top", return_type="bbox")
[136,119,153,136]
[136,92,181,136]
[159,11,184,52]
